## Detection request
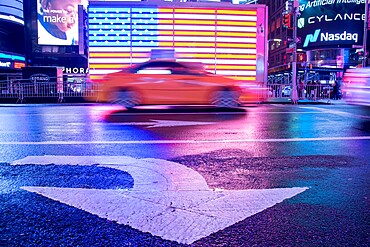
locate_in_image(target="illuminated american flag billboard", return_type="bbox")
[88,2,267,82]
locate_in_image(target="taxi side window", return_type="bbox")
[127,61,206,76]
[136,62,170,74]
[171,67,188,75]
[172,68,202,76]
[136,61,186,75]
[136,66,172,75]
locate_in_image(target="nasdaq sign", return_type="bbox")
[303,29,359,47]
[321,31,359,43]
[298,0,365,49]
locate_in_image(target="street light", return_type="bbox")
[289,0,299,104]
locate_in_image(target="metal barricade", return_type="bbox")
[266,83,332,101]
[267,84,292,98]
[2,78,336,103]
[304,84,331,101]
[0,76,101,103]
[0,81,23,100]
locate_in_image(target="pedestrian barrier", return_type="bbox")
[0,76,101,103]
[266,84,332,102]
[1,76,334,104]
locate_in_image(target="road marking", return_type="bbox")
[1,136,370,145]
[301,106,370,119]
[13,156,308,245]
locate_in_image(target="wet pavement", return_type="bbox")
[0,103,369,246]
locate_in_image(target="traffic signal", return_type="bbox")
[297,53,306,62]
[283,14,292,29]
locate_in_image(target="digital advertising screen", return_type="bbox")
[0,0,24,24]
[298,0,366,49]
[88,2,267,82]
[37,0,88,45]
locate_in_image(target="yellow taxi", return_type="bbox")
[87,60,264,108]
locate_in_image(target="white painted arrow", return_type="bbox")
[111,119,215,128]
[13,156,308,244]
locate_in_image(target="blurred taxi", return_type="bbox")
[342,67,370,106]
[87,60,266,108]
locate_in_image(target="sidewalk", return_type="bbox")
[0,96,347,105]
[263,97,346,105]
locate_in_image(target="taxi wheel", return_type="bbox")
[211,89,239,108]
[111,90,140,108]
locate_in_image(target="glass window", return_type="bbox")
[134,61,185,74]
[276,18,281,29]
[309,49,342,67]
[271,19,275,31]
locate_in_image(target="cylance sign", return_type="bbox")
[298,0,366,49]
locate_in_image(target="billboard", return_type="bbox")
[0,0,24,24]
[298,0,366,49]
[0,52,26,70]
[88,2,267,82]
[37,0,88,45]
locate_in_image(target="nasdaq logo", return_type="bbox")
[303,29,321,47]
[304,29,359,47]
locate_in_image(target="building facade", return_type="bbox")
[0,0,26,79]
[23,0,90,79]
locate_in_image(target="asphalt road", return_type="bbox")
[0,103,369,246]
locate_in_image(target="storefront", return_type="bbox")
[0,52,26,83]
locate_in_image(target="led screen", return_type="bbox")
[37,0,88,45]
[88,4,261,81]
[0,0,23,24]
[298,0,365,49]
